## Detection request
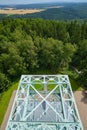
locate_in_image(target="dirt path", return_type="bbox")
[74,91,87,130]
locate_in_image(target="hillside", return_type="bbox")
[21,3,87,20]
[0,3,87,20]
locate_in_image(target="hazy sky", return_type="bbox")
[0,0,87,5]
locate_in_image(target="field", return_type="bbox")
[0,8,44,14]
[0,6,63,15]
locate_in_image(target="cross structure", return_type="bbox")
[6,75,84,130]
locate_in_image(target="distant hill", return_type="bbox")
[0,2,64,9]
[24,3,87,20]
[0,3,87,20]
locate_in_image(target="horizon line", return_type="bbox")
[0,1,87,5]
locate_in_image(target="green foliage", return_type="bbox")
[79,70,87,89]
[0,18,87,91]
[72,40,87,69]
[67,21,82,43]
[0,73,10,92]
[17,36,38,71]
[35,38,76,71]
[70,78,82,91]
[71,40,87,87]
[0,43,25,79]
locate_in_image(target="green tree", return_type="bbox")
[68,21,81,44]
[35,37,76,72]
[0,73,10,92]
[72,40,87,70]
[17,36,38,72]
[0,43,26,79]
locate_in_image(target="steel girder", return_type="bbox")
[6,75,84,130]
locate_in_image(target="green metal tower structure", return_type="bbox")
[6,75,84,130]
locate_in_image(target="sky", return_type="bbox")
[0,0,87,5]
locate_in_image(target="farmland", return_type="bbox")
[0,8,44,14]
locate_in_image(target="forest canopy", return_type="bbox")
[0,18,87,92]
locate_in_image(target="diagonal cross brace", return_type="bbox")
[24,84,64,121]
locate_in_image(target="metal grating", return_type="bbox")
[6,75,84,130]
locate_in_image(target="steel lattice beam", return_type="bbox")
[6,75,84,130]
